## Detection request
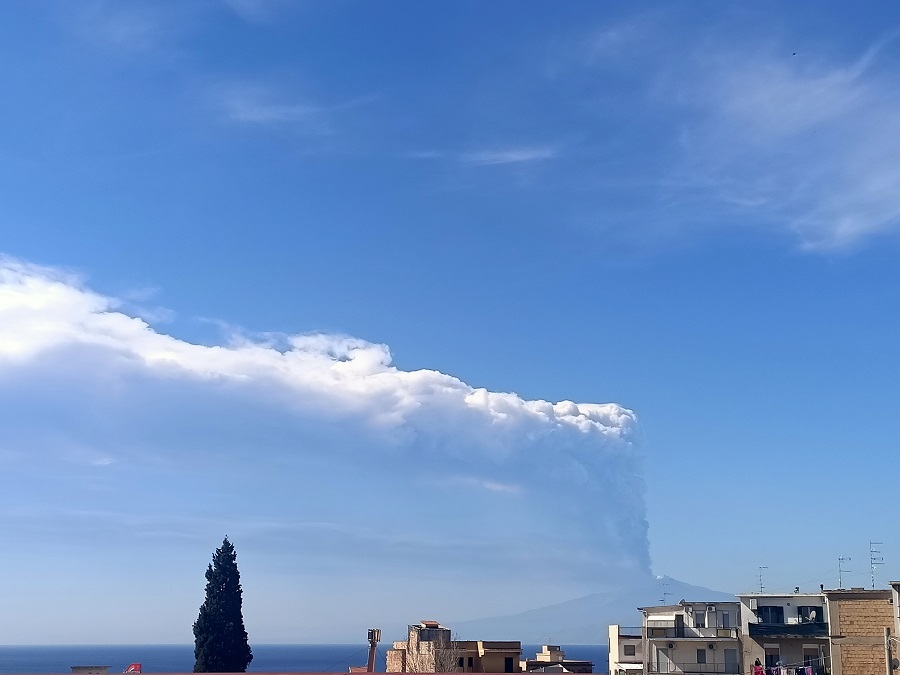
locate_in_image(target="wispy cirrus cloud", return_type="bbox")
[72,1,198,53]
[216,84,330,131]
[220,0,306,23]
[406,146,560,166]
[674,35,900,250]
[460,146,559,166]
[547,17,900,252]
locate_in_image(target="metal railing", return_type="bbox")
[748,621,828,637]
[649,663,740,674]
[646,627,739,639]
[617,626,643,637]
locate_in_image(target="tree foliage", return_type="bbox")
[193,537,253,673]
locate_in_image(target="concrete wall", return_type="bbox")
[892,583,900,638]
[681,603,739,630]
[608,625,642,674]
[738,594,826,631]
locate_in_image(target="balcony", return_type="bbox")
[748,621,828,638]
[617,626,643,638]
[646,624,739,640]
[649,663,740,674]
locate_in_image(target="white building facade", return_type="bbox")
[737,592,829,675]
[609,624,643,675]
[640,601,741,674]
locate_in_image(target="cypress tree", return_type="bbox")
[193,537,253,673]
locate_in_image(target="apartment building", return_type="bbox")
[738,592,829,674]
[740,588,893,675]
[608,625,642,675]
[639,601,741,674]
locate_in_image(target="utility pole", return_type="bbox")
[871,541,885,590]
[884,627,892,675]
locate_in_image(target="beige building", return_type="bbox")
[520,645,593,673]
[386,620,522,673]
[823,588,892,675]
[608,625,642,675]
[640,601,741,674]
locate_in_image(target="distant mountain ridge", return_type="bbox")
[449,576,736,644]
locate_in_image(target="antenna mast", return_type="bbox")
[660,580,672,605]
[758,566,768,593]
[838,555,851,589]
[870,541,884,590]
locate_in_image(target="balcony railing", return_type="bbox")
[748,621,828,638]
[617,626,643,638]
[649,662,740,674]
[647,626,739,639]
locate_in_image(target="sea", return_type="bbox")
[0,645,609,674]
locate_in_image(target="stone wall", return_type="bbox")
[386,647,406,673]
[835,598,893,637]
[828,593,892,675]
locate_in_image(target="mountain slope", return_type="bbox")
[449,576,735,644]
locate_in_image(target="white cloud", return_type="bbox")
[0,258,649,640]
[668,36,900,250]
[72,1,196,53]
[221,0,297,23]
[216,84,330,131]
[0,259,636,443]
[460,146,558,166]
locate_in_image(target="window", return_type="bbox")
[624,645,636,656]
[697,649,707,664]
[504,657,514,673]
[764,647,780,668]
[694,610,706,628]
[458,658,464,669]
[468,657,474,669]
[724,649,739,675]
[721,611,731,628]
[656,648,669,674]
[757,606,785,624]
[803,648,820,667]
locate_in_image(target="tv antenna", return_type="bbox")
[660,580,672,605]
[870,541,884,590]
[838,555,852,589]
[758,566,768,593]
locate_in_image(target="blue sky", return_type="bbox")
[1,0,899,644]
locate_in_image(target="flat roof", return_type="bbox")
[737,593,824,597]
[640,600,739,611]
